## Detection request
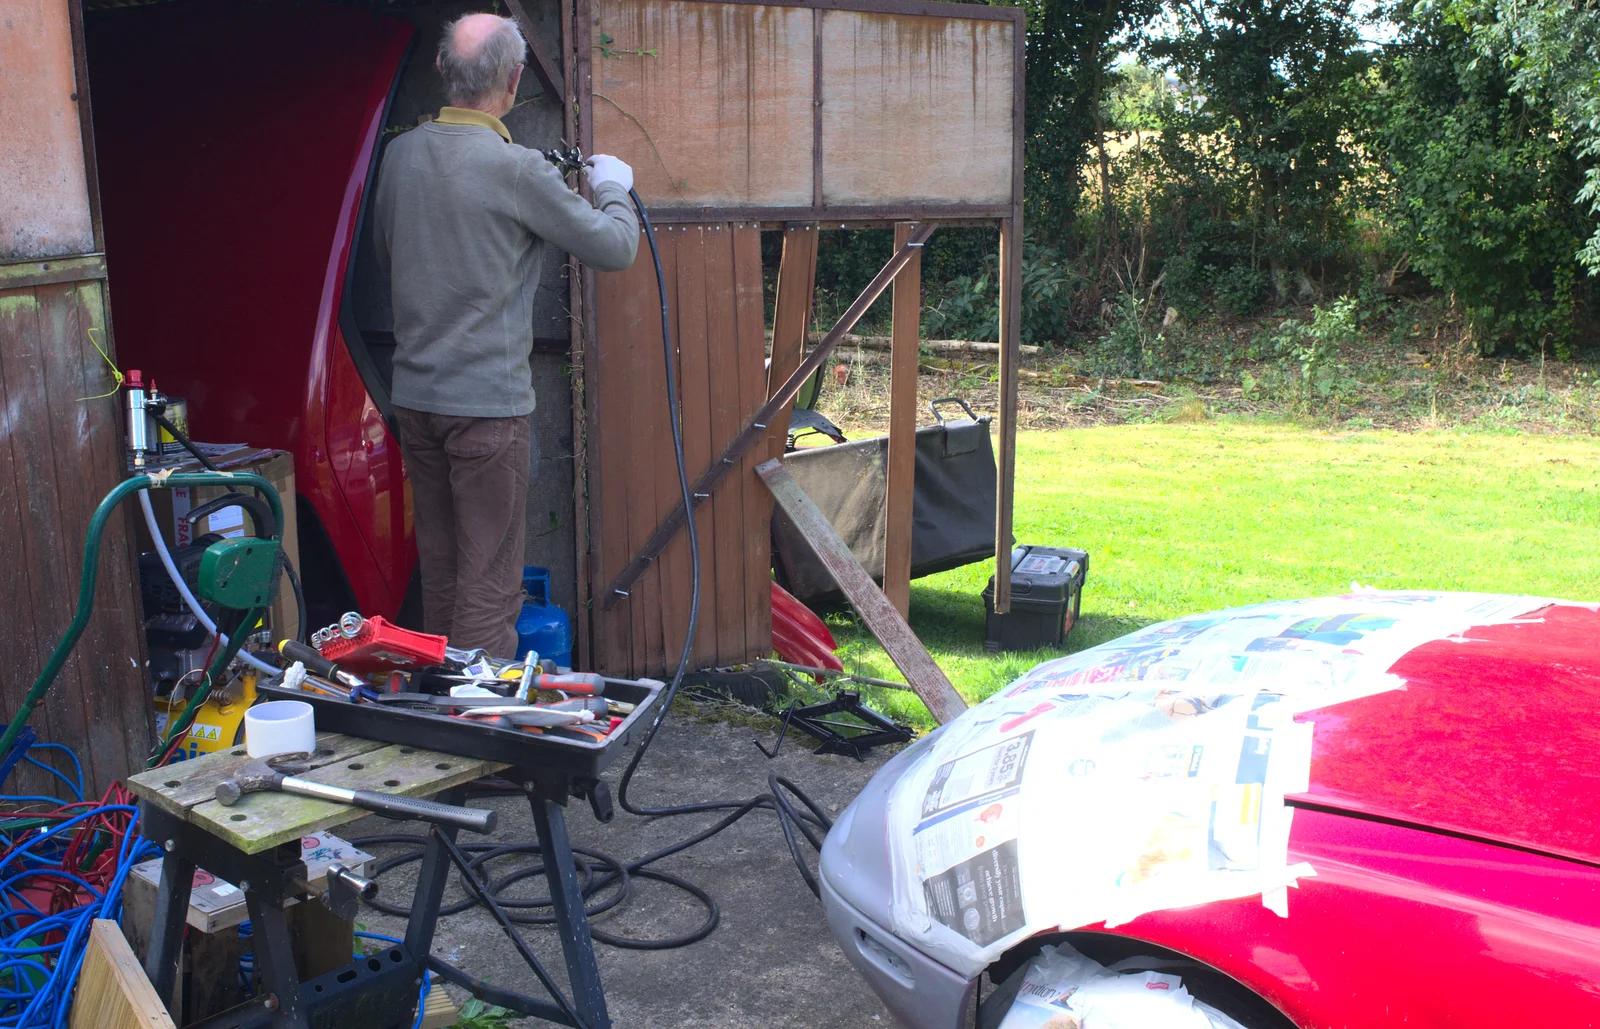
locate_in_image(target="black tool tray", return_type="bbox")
[256,674,664,778]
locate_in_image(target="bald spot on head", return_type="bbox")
[449,13,504,59]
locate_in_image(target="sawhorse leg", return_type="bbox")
[530,792,609,1029]
[245,891,309,1029]
[143,848,195,1010]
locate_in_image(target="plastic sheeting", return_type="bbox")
[881,590,1560,978]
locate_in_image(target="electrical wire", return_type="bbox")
[0,781,156,1029]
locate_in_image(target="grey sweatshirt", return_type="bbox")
[374,111,639,417]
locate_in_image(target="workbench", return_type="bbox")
[125,732,617,1029]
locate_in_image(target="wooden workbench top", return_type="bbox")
[126,734,506,854]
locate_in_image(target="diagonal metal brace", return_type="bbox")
[600,222,937,610]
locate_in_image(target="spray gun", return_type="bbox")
[540,143,587,178]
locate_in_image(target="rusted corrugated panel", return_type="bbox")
[588,223,771,677]
[0,0,94,259]
[0,280,152,791]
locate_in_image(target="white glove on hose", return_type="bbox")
[584,154,634,192]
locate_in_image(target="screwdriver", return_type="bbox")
[278,640,380,701]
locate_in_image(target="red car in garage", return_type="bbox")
[821,591,1600,1028]
[89,2,421,624]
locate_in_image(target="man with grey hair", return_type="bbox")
[375,12,638,655]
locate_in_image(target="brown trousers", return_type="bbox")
[395,407,531,655]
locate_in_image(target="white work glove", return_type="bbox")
[584,153,634,192]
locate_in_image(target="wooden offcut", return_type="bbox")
[883,222,921,618]
[756,458,966,724]
[69,920,175,1029]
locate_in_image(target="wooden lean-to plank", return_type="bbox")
[703,226,748,664]
[756,459,965,724]
[765,224,820,462]
[671,225,721,669]
[69,920,176,1029]
[883,223,921,619]
[732,223,772,660]
[591,0,815,209]
[818,11,1014,207]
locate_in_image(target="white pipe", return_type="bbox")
[139,489,279,676]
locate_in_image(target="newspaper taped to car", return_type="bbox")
[884,590,1562,977]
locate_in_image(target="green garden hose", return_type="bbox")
[0,472,283,763]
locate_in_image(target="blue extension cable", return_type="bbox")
[0,805,158,1028]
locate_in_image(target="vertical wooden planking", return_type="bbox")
[701,225,746,665]
[35,281,133,786]
[883,222,921,619]
[765,224,820,462]
[0,289,52,791]
[592,237,657,674]
[622,232,663,675]
[71,280,152,779]
[732,223,772,660]
[671,225,721,670]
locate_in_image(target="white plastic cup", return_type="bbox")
[245,701,316,759]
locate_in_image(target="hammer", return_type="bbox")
[214,757,496,834]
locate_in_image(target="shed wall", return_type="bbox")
[587,223,770,677]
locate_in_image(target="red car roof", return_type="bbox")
[1298,602,1600,866]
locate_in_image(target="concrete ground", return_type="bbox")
[348,707,899,1027]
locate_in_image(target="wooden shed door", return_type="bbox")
[587,223,772,678]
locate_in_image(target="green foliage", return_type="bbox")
[920,240,1083,346]
[451,997,514,1029]
[1266,295,1360,411]
[1365,3,1593,355]
[1450,0,1600,273]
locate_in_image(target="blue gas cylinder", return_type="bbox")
[515,566,572,669]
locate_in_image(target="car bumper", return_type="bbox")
[820,872,978,1029]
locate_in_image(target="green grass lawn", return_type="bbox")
[823,422,1600,727]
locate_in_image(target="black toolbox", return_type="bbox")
[982,545,1089,652]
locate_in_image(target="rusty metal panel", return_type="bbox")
[819,10,1014,206]
[0,0,94,259]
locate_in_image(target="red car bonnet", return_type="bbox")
[1296,602,1600,866]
